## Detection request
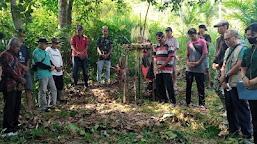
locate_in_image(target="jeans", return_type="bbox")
[186,72,205,106]
[38,76,57,110]
[249,100,257,143]
[97,60,111,84]
[224,87,252,137]
[3,90,21,132]
[155,73,176,104]
[72,56,89,87]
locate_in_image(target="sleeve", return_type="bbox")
[186,42,190,56]
[174,38,179,48]
[241,49,249,68]
[60,50,63,67]
[33,50,42,63]
[213,39,219,64]
[238,46,247,59]
[168,43,175,57]
[26,46,31,60]
[201,40,208,54]
[70,35,76,45]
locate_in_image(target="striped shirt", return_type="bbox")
[152,40,175,74]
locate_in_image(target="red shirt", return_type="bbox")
[70,35,89,57]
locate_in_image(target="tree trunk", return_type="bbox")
[58,0,67,29]
[67,0,74,27]
[10,0,23,31]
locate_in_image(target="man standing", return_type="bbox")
[213,20,229,109]
[220,29,252,138]
[97,26,113,86]
[153,32,176,105]
[16,33,33,113]
[32,37,57,112]
[71,25,89,88]
[166,27,179,88]
[46,37,65,103]
[186,28,208,108]
[198,25,212,89]
[0,38,25,135]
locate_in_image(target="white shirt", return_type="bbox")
[167,36,179,56]
[46,47,63,76]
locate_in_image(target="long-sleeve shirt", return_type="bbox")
[0,50,23,91]
[213,35,228,67]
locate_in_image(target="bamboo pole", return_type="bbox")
[123,49,129,104]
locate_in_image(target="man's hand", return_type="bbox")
[56,67,62,72]
[157,65,165,71]
[243,76,250,89]
[21,78,26,84]
[212,63,220,70]
[222,82,228,89]
[188,62,198,68]
[23,66,30,72]
[219,75,225,83]
[50,66,55,71]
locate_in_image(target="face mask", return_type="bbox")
[248,37,257,44]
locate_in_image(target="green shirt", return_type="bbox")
[32,47,52,80]
[225,45,247,72]
[241,45,257,79]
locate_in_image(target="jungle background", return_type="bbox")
[0,0,257,143]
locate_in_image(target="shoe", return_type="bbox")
[2,131,18,137]
[59,100,67,104]
[41,109,50,112]
[206,86,211,90]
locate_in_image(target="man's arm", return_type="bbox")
[158,56,172,70]
[97,47,103,55]
[226,59,242,77]
[71,45,80,54]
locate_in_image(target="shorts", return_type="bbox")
[24,72,33,90]
[173,56,177,72]
[203,57,210,69]
[53,75,64,90]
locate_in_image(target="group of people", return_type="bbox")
[153,21,257,143]
[1,20,257,143]
[0,25,113,136]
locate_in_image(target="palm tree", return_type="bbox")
[199,2,218,26]
[223,0,257,27]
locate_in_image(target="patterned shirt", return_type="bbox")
[0,50,23,91]
[97,36,113,61]
[152,40,175,74]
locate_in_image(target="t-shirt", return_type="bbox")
[46,47,63,76]
[213,35,229,67]
[167,37,179,56]
[186,38,208,73]
[16,44,30,66]
[97,36,113,61]
[241,45,257,79]
[152,40,175,74]
[70,35,89,57]
[32,47,52,80]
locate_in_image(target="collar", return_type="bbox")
[231,43,241,50]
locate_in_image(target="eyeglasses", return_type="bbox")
[224,36,234,41]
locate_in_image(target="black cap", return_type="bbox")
[76,25,83,30]
[156,32,164,38]
[199,25,207,31]
[0,32,4,40]
[165,27,172,32]
[50,37,60,44]
[37,37,49,43]
[214,20,229,28]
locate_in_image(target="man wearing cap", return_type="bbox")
[46,38,65,104]
[153,32,176,105]
[186,28,208,108]
[70,25,89,88]
[166,27,179,88]
[32,37,57,112]
[97,26,113,86]
[213,20,229,110]
[198,25,212,89]
[16,33,33,113]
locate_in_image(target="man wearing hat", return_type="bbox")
[198,25,212,89]
[153,32,176,106]
[32,37,57,112]
[15,32,33,113]
[46,38,65,104]
[213,20,229,110]
[70,25,89,88]
[166,27,179,88]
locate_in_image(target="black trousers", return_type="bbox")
[249,100,257,143]
[186,72,205,106]
[3,89,22,132]
[224,88,252,137]
[155,73,176,104]
[53,75,64,90]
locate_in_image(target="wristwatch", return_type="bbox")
[225,74,229,82]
